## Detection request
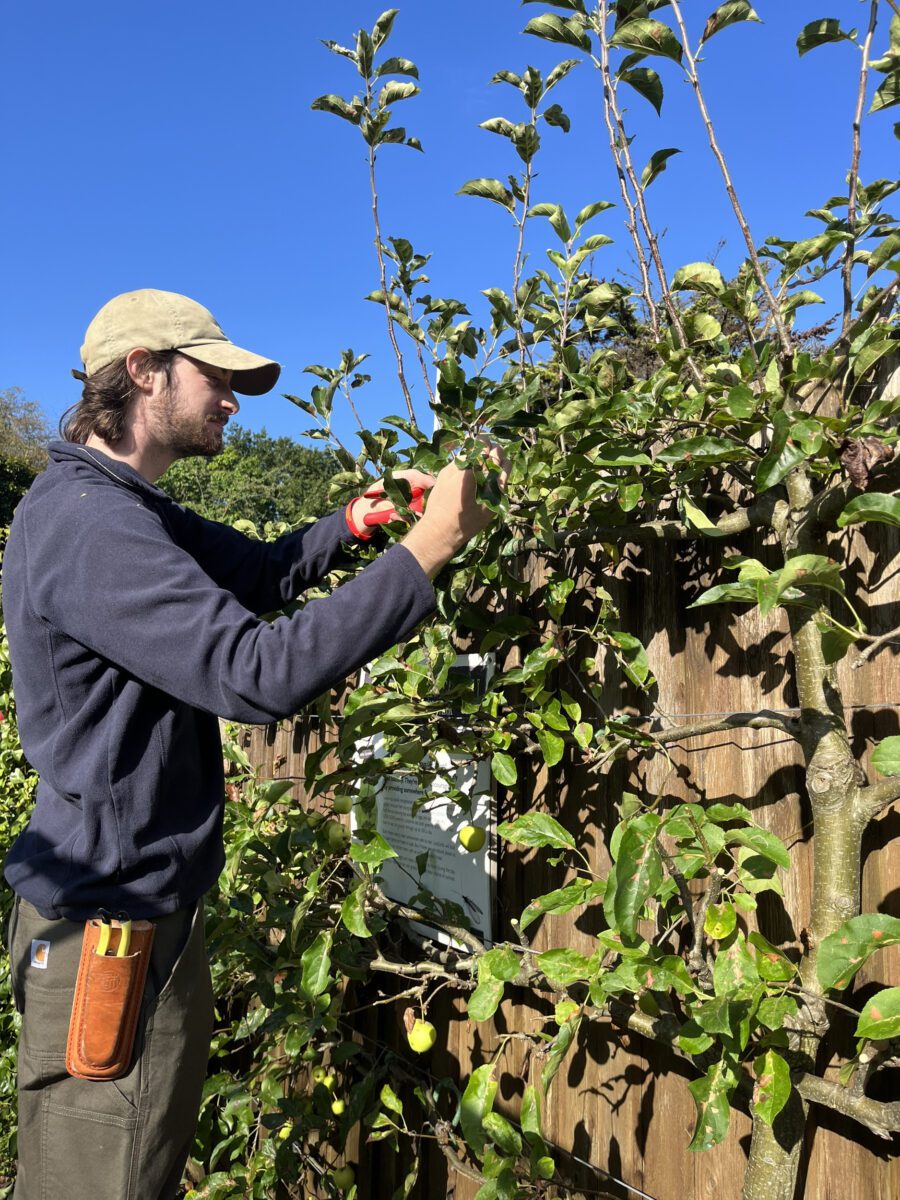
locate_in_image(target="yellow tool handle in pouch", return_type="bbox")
[66,916,155,1081]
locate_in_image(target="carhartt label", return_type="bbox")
[30,940,50,969]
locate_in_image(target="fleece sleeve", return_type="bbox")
[25,494,435,724]
[163,503,366,615]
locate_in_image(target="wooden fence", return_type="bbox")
[240,401,899,1199]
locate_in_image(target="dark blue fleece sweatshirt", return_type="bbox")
[2,443,436,920]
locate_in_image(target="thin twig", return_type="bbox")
[669,0,792,358]
[842,2,880,336]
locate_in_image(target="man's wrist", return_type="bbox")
[399,521,459,581]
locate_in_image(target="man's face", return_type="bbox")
[151,355,239,459]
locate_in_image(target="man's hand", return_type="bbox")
[400,443,509,581]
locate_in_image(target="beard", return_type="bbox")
[154,385,227,459]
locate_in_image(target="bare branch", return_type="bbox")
[596,0,658,338]
[649,710,801,745]
[366,884,486,955]
[842,2,880,336]
[855,776,900,821]
[852,621,900,667]
[669,0,793,358]
[796,1072,900,1139]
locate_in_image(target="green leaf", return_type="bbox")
[574,200,615,230]
[538,948,593,986]
[527,202,572,243]
[672,261,726,294]
[524,13,591,52]
[856,987,900,1039]
[872,735,900,776]
[683,313,723,344]
[700,2,761,45]
[611,18,684,63]
[688,1060,733,1150]
[378,81,420,109]
[497,813,576,851]
[536,728,566,767]
[726,826,790,870]
[612,813,663,939]
[656,435,747,464]
[468,974,507,1022]
[375,56,420,79]
[341,883,372,938]
[310,94,363,124]
[871,70,900,113]
[300,930,333,1000]
[482,948,521,981]
[688,581,759,608]
[519,880,601,932]
[461,1065,498,1159]
[817,914,900,990]
[756,410,807,492]
[796,19,857,57]
[350,832,398,866]
[619,67,664,114]
[372,8,399,49]
[641,147,681,188]
[749,931,796,982]
[541,1014,581,1096]
[483,1112,522,1158]
[836,493,900,529]
[752,1050,792,1126]
[712,929,760,998]
[521,1086,543,1145]
[491,752,518,787]
[705,902,737,940]
[543,103,571,132]
[458,178,516,212]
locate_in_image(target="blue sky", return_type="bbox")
[2,2,897,447]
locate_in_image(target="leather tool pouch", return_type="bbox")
[66,918,155,1081]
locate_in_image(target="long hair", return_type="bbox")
[60,350,178,444]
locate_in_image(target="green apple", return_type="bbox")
[406,1018,437,1054]
[312,1065,327,1084]
[331,1097,346,1116]
[458,824,486,852]
[324,819,350,851]
[332,795,353,815]
[322,1071,336,1091]
[331,1165,355,1191]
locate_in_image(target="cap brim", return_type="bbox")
[179,341,282,396]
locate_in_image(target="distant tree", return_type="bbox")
[160,425,340,527]
[0,388,51,525]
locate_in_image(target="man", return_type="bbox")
[2,289,506,1199]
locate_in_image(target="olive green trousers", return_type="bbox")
[6,896,214,1200]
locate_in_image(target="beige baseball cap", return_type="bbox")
[80,289,281,395]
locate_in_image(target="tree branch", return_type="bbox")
[795,1072,900,1140]
[854,776,900,821]
[366,885,486,956]
[648,710,801,745]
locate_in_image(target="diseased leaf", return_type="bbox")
[856,987,900,1040]
[752,1050,792,1126]
[726,825,790,870]
[700,2,761,45]
[816,914,900,990]
[688,1060,733,1150]
[311,94,364,125]
[538,948,593,986]
[612,813,663,939]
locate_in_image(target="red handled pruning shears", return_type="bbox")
[361,485,426,531]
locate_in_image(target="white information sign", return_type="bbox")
[354,654,496,947]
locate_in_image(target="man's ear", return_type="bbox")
[125,347,156,395]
